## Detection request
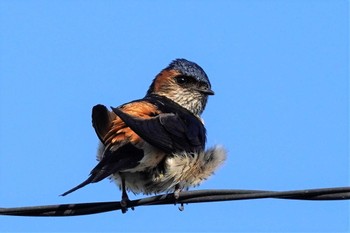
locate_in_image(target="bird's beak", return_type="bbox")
[199,87,215,95]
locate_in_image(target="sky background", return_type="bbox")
[0,0,349,232]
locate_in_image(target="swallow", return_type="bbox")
[61,58,227,213]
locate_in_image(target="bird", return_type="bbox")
[61,58,227,213]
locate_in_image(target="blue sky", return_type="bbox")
[0,0,349,232]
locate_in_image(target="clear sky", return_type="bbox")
[0,0,349,232]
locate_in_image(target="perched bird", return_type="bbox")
[61,58,227,213]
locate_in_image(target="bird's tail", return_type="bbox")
[60,176,95,196]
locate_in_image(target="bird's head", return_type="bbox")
[146,59,214,116]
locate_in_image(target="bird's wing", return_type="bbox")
[111,98,206,153]
[61,98,206,196]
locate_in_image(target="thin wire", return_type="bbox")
[1,186,349,217]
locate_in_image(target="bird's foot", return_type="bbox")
[121,195,134,214]
[174,188,181,200]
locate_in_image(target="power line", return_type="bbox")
[1,186,349,217]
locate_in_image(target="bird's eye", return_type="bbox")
[175,76,188,85]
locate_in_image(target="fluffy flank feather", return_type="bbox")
[166,145,227,189]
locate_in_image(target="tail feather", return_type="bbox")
[60,176,95,196]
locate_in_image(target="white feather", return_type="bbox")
[108,145,227,195]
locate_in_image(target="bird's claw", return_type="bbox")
[174,186,185,211]
[178,203,185,211]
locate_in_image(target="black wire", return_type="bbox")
[1,186,349,217]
